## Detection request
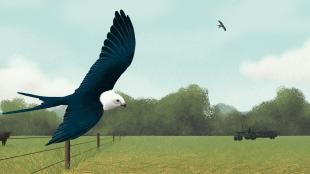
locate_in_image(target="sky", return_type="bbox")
[1,0,310,111]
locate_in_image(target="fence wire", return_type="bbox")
[30,159,65,174]
[0,139,103,161]
[0,146,64,161]
[9,136,50,140]
[71,140,96,147]
[71,146,98,158]
[1,136,116,173]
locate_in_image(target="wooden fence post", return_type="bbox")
[65,140,70,169]
[97,133,100,149]
[113,135,115,143]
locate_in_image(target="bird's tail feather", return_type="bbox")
[2,92,67,115]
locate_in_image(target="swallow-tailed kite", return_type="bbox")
[2,10,135,145]
[218,20,226,31]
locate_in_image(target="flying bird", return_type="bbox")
[217,20,226,31]
[2,10,135,146]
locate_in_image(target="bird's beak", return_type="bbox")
[121,103,127,108]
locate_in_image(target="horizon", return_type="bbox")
[1,0,310,111]
[1,83,305,113]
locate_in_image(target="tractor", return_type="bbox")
[234,128,277,141]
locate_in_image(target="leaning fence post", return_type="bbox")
[97,133,100,149]
[65,140,70,169]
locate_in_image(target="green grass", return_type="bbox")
[0,136,110,174]
[1,136,310,174]
[67,136,310,174]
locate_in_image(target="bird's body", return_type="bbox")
[2,10,135,146]
[45,94,104,145]
[218,20,226,31]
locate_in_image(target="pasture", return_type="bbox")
[67,136,310,174]
[0,136,111,174]
[1,136,309,174]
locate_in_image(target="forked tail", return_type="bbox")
[2,92,68,115]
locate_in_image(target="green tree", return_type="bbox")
[0,98,60,135]
[246,87,308,135]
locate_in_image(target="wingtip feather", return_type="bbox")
[120,9,126,16]
[46,138,56,146]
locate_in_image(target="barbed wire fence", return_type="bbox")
[0,134,123,173]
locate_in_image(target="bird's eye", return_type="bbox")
[116,99,120,102]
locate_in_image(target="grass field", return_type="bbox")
[68,136,310,174]
[0,136,110,174]
[1,136,310,174]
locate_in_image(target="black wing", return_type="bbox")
[46,102,103,145]
[75,10,135,98]
[218,20,224,26]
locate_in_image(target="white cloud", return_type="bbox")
[0,55,76,103]
[240,39,310,82]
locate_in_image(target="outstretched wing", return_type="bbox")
[75,10,135,98]
[218,20,226,31]
[46,102,103,145]
[218,20,223,26]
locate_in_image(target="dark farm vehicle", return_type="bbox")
[0,132,11,146]
[234,128,277,141]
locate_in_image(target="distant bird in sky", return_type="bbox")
[2,10,136,146]
[217,20,226,31]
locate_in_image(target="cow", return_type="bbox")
[0,132,11,146]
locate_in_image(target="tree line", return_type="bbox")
[1,84,309,136]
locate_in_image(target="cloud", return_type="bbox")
[240,39,310,82]
[0,55,76,103]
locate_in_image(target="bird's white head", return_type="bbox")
[100,90,126,111]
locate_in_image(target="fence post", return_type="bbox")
[97,133,100,149]
[65,140,70,169]
[113,135,115,143]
